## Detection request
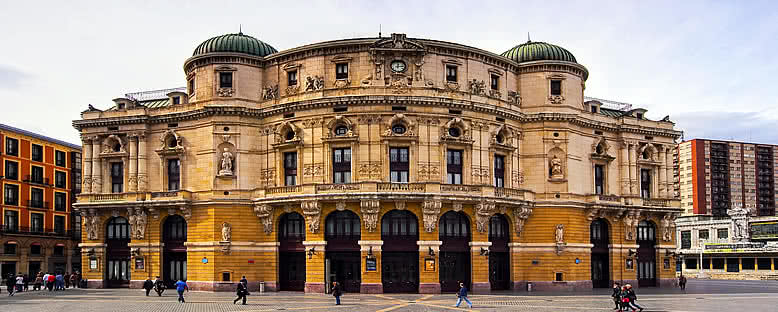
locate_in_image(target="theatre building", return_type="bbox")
[73,32,682,292]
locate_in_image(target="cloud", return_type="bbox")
[673,111,778,144]
[0,65,30,90]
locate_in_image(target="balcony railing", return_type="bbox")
[93,193,125,202]
[643,198,670,207]
[23,175,50,186]
[495,187,525,199]
[0,225,73,238]
[25,199,49,209]
[597,194,621,202]
[266,185,302,195]
[376,182,427,192]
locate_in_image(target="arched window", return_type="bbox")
[325,210,360,239]
[590,218,609,246]
[106,217,129,240]
[439,211,470,239]
[637,220,656,243]
[163,215,187,241]
[381,210,418,239]
[279,212,305,241]
[334,126,348,137]
[391,124,406,135]
[488,214,509,241]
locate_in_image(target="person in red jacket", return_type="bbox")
[46,273,55,291]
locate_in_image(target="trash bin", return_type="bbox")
[259,282,265,293]
[527,282,532,292]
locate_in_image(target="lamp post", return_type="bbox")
[699,238,706,278]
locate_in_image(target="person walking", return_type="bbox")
[55,273,65,290]
[64,272,70,289]
[69,273,77,289]
[46,273,55,291]
[611,282,622,310]
[332,281,342,305]
[678,274,687,290]
[454,282,473,309]
[154,276,165,296]
[23,274,29,291]
[42,273,49,291]
[233,280,249,305]
[240,275,248,288]
[34,272,43,291]
[15,274,24,293]
[6,273,15,296]
[143,278,154,296]
[174,279,188,303]
[624,284,644,312]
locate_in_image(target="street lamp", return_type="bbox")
[699,238,706,277]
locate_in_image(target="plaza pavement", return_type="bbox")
[3,279,778,311]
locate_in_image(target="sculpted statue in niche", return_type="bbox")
[219,148,234,176]
[262,84,278,100]
[550,155,564,179]
[555,224,565,243]
[468,79,486,95]
[221,222,232,242]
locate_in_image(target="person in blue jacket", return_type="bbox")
[174,279,188,303]
[455,282,472,308]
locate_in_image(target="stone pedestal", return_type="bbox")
[305,282,325,293]
[360,283,383,294]
[419,282,441,294]
[471,282,491,294]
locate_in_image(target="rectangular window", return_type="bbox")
[445,65,457,82]
[336,63,348,80]
[447,149,463,185]
[53,245,64,256]
[54,215,65,235]
[111,162,123,193]
[55,150,66,167]
[172,96,181,105]
[490,74,499,90]
[55,192,66,211]
[494,155,505,187]
[30,244,41,255]
[3,243,16,254]
[594,164,605,195]
[717,228,728,239]
[31,166,44,184]
[4,184,19,206]
[30,188,44,208]
[640,168,651,198]
[219,72,233,88]
[681,231,691,249]
[550,80,562,96]
[5,138,18,156]
[288,70,298,86]
[284,152,297,186]
[591,105,598,113]
[168,159,180,191]
[699,229,709,240]
[55,171,66,188]
[188,78,195,95]
[31,144,43,162]
[332,148,352,184]
[389,147,409,183]
[4,210,18,231]
[31,213,44,232]
[4,161,17,180]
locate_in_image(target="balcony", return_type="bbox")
[26,199,50,209]
[256,182,532,202]
[642,198,670,207]
[0,225,73,238]
[23,175,50,186]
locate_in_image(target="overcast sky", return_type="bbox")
[1,1,777,146]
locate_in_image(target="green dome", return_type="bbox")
[501,41,577,63]
[193,33,277,57]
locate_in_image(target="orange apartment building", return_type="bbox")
[0,123,82,281]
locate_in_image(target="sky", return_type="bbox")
[1,0,777,146]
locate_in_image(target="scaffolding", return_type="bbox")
[125,87,186,102]
[584,96,633,111]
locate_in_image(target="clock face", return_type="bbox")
[391,60,407,72]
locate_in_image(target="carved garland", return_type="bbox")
[301,200,321,233]
[360,200,380,232]
[254,204,274,234]
[422,200,442,233]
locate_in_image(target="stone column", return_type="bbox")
[91,138,102,193]
[82,136,93,194]
[470,241,492,294]
[302,240,327,293]
[666,147,674,199]
[128,134,138,192]
[358,240,383,294]
[628,142,637,196]
[620,141,630,195]
[137,133,147,192]
[417,240,442,294]
[658,146,667,198]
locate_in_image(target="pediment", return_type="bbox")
[371,33,425,51]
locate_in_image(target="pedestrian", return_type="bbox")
[46,273,55,291]
[69,273,76,289]
[42,272,49,291]
[34,272,43,291]
[611,282,622,310]
[55,273,64,290]
[332,281,342,305]
[233,279,249,305]
[678,274,687,290]
[76,271,82,288]
[624,284,644,312]
[6,273,15,296]
[23,274,29,291]
[174,279,188,303]
[154,276,165,296]
[240,275,248,288]
[454,282,473,308]
[15,274,24,293]
[64,272,70,288]
[143,277,154,296]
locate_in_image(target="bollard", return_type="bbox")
[527,282,532,292]
[260,281,265,293]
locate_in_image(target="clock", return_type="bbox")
[390,60,407,73]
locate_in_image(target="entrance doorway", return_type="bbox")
[106,217,130,288]
[324,210,361,293]
[488,214,510,290]
[162,215,187,288]
[1,262,16,280]
[381,210,419,293]
[28,261,41,278]
[439,211,471,292]
[279,212,306,291]
[637,220,657,287]
[590,218,610,288]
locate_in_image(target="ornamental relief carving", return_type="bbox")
[303,164,323,177]
[383,113,416,137]
[101,135,125,154]
[81,209,101,240]
[254,204,274,234]
[300,118,324,129]
[360,200,380,232]
[513,204,533,236]
[333,79,351,89]
[468,79,487,96]
[548,95,565,104]
[511,170,524,186]
[471,166,491,184]
[302,200,321,233]
[128,208,148,240]
[358,162,382,180]
[507,91,521,106]
[440,117,473,143]
[304,75,324,92]
[422,200,442,233]
[285,85,300,96]
[217,88,234,97]
[417,162,440,181]
[274,121,303,145]
[260,169,276,187]
[326,115,357,138]
[475,200,496,233]
[356,114,382,125]
[262,84,278,100]
[157,129,186,156]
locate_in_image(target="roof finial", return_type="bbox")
[239,24,243,35]
[527,32,531,43]
[379,24,382,38]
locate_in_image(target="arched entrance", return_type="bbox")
[637,220,657,287]
[381,210,419,293]
[590,218,610,288]
[162,215,187,288]
[488,214,510,290]
[439,211,471,292]
[279,212,306,291]
[325,210,361,293]
[105,217,130,288]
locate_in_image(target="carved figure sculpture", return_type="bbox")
[221,222,232,242]
[134,209,147,240]
[550,155,563,178]
[555,224,565,243]
[219,148,233,176]
[262,84,278,100]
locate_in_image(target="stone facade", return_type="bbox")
[72,33,682,292]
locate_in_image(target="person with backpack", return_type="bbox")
[624,284,644,311]
[233,280,249,305]
[454,282,473,309]
[332,281,342,305]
